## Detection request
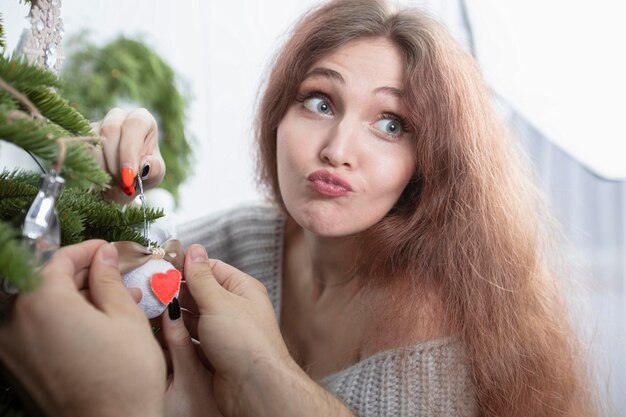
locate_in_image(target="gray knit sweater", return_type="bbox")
[176,203,477,417]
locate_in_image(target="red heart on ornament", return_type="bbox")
[150,269,182,305]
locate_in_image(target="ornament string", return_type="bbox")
[1,76,103,175]
[0,76,44,120]
[136,173,150,246]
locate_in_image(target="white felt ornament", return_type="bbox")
[122,258,181,319]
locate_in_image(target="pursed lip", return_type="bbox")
[307,170,353,193]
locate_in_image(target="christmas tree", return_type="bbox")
[0,3,190,413]
[0,53,165,294]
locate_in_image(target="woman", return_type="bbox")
[0,0,599,416]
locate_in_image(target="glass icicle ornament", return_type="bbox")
[22,171,65,267]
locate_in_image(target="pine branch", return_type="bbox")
[59,189,163,244]
[0,55,93,135]
[0,171,39,225]
[0,172,164,246]
[58,141,110,190]
[0,55,58,91]
[22,87,94,136]
[0,220,39,292]
[0,109,58,159]
[0,109,110,189]
[0,170,40,187]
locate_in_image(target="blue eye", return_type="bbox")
[304,96,333,115]
[374,118,403,136]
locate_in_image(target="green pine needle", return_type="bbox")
[58,141,111,190]
[0,171,39,223]
[0,109,110,190]
[22,87,94,136]
[0,220,39,292]
[59,189,163,244]
[0,171,164,247]
[0,109,59,160]
[0,55,59,90]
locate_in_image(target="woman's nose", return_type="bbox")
[318,118,359,168]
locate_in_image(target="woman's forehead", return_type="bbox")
[305,37,405,91]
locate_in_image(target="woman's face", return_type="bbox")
[276,37,416,237]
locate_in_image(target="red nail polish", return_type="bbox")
[121,166,135,188]
[122,185,135,196]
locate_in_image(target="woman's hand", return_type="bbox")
[91,108,166,204]
[181,245,295,417]
[180,245,357,417]
[161,298,224,417]
[0,241,166,417]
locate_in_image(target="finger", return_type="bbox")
[178,282,198,314]
[154,324,166,351]
[101,184,136,204]
[78,287,141,304]
[79,289,91,303]
[161,298,202,378]
[181,309,199,340]
[163,349,173,375]
[73,267,89,290]
[88,243,138,315]
[204,257,268,302]
[90,121,101,134]
[138,154,165,188]
[194,340,214,372]
[87,122,107,173]
[99,108,127,181]
[119,108,158,181]
[205,258,253,295]
[183,245,225,314]
[42,240,108,289]
[127,287,142,304]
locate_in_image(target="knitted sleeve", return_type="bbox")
[320,337,477,417]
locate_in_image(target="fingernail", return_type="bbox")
[121,165,136,187]
[190,245,208,262]
[141,163,150,179]
[122,184,135,196]
[168,297,181,320]
[101,244,119,267]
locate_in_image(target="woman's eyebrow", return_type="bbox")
[303,67,403,97]
[304,67,345,83]
[374,86,403,97]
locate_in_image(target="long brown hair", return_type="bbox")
[255,0,599,415]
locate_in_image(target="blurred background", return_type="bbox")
[2,0,625,412]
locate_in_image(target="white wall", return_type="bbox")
[467,0,626,180]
